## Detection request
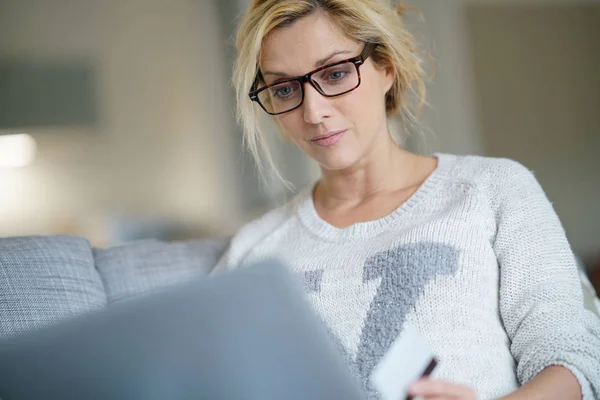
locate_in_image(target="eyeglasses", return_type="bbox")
[249,43,378,115]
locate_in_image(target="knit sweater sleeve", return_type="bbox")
[214,202,294,271]
[490,159,600,399]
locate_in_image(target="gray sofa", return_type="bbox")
[1,234,599,341]
[0,235,230,340]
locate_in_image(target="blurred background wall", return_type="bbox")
[0,0,244,243]
[0,0,598,272]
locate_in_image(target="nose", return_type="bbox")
[302,82,330,125]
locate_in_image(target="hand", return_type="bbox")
[408,378,477,400]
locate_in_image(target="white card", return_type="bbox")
[370,325,437,400]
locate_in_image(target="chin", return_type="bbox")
[314,153,362,172]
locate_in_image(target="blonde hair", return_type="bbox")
[233,0,427,184]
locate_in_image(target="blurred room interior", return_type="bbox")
[0,0,598,284]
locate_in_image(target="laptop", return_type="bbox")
[0,260,365,400]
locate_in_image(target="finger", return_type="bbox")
[408,392,454,400]
[409,379,457,396]
[410,396,453,400]
[409,379,475,399]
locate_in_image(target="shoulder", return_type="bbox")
[216,193,302,269]
[438,153,552,222]
[234,202,294,248]
[440,153,534,184]
[439,153,540,198]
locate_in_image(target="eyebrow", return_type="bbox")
[261,49,355,78]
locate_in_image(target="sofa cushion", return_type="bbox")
[0,235,107,340]
[93,238,229,304]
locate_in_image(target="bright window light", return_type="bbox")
[0,133,37,168]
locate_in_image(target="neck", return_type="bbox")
[315,132,420,207]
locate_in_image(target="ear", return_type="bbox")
[383,65,395,94]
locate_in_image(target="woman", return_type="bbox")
[217,0,600,399]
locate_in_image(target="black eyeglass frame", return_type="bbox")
[248,43,378,115]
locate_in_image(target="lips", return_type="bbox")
[311,129,347,147]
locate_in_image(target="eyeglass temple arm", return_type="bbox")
[250,69,264,96]
[359,42,378,63]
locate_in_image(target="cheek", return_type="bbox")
[275,114,304,142]
[360,72,389,121]
[338,78,384,126]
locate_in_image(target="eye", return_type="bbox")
[316,63,355,84]
[270,83,298,99]
[275,86,293,97]
[329,71,346,80]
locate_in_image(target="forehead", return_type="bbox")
[260,11,360,76]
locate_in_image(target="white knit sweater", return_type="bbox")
[217,154,600,400]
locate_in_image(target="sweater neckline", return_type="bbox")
[296,153,455,241]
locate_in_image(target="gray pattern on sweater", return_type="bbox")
[301,243,459,398]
